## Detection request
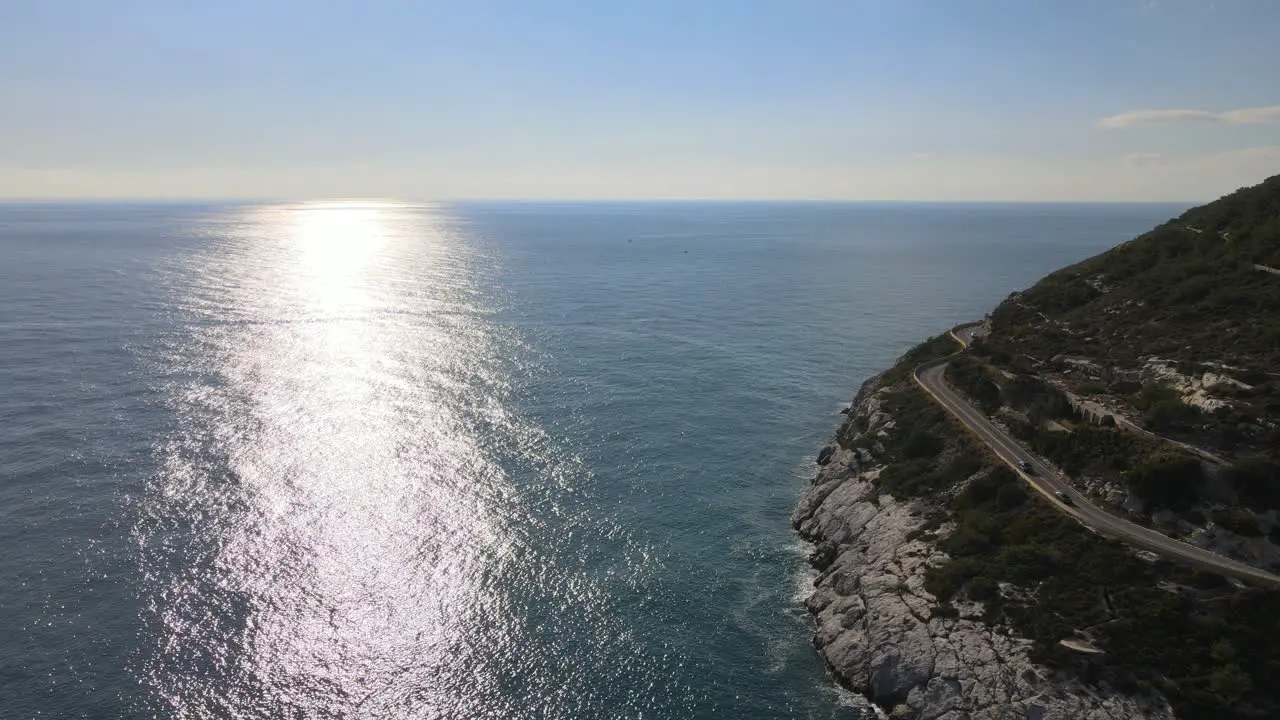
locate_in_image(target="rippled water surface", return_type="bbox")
[0,201,1184,718]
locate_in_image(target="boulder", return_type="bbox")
[817,444,836,465]
[809,540,838,571]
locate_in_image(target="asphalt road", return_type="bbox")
[914,346,1280,587]
[951,323,985,349]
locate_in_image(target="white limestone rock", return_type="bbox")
[794,375,1174,720]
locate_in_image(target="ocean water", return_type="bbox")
[0,200,1184,719]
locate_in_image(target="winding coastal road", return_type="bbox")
[913,327,1280,587]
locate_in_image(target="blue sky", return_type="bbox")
[2,0,1277,200]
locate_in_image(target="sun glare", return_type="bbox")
[292,202,393,284]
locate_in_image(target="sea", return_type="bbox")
[0,200,1184,719]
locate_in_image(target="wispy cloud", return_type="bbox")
[1099,105,1280,129]
[1124,153,1165,167]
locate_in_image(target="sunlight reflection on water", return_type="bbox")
[135,202,665,718]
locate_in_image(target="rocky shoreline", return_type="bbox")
[792,372,1173,720]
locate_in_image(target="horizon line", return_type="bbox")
[0,196,1204,205]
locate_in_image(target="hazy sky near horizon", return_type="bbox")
[2,0,1278,201]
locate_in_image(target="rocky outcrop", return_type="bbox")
[1142,360,1234,414]
[793,374,1172,720]
[818,445,836,466]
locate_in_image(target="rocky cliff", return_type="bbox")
[793,373,1173,720]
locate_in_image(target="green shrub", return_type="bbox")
[946,356,1001,413]
[1002,374,1074,419]
[930,604,959,619]
[996,482,1028,510]
[966,576,999,601]
[1076,382,1107,395]
[1110,380,1143,396]
[1225,457,1280,511]
[882,333,959,385]
[994,544,1058,584]
[900,429,944,459]
[1211,507,1263,537]
[924,557,982,600]
[1144,397,1200,431]
[1126,452,1204,511]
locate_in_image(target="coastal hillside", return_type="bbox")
[976,174,1280,538]
[796,175,1280,720]
[990,173,1280,372]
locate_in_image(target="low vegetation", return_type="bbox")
[944,355,1000,413]
[850,176,1280,718]
[866,387,1280,719]
[966,175,1280,535]
[879,332,958,386]
[983,174,1280,476]
[924,463,1280,719]
[1225,457,1280,512]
